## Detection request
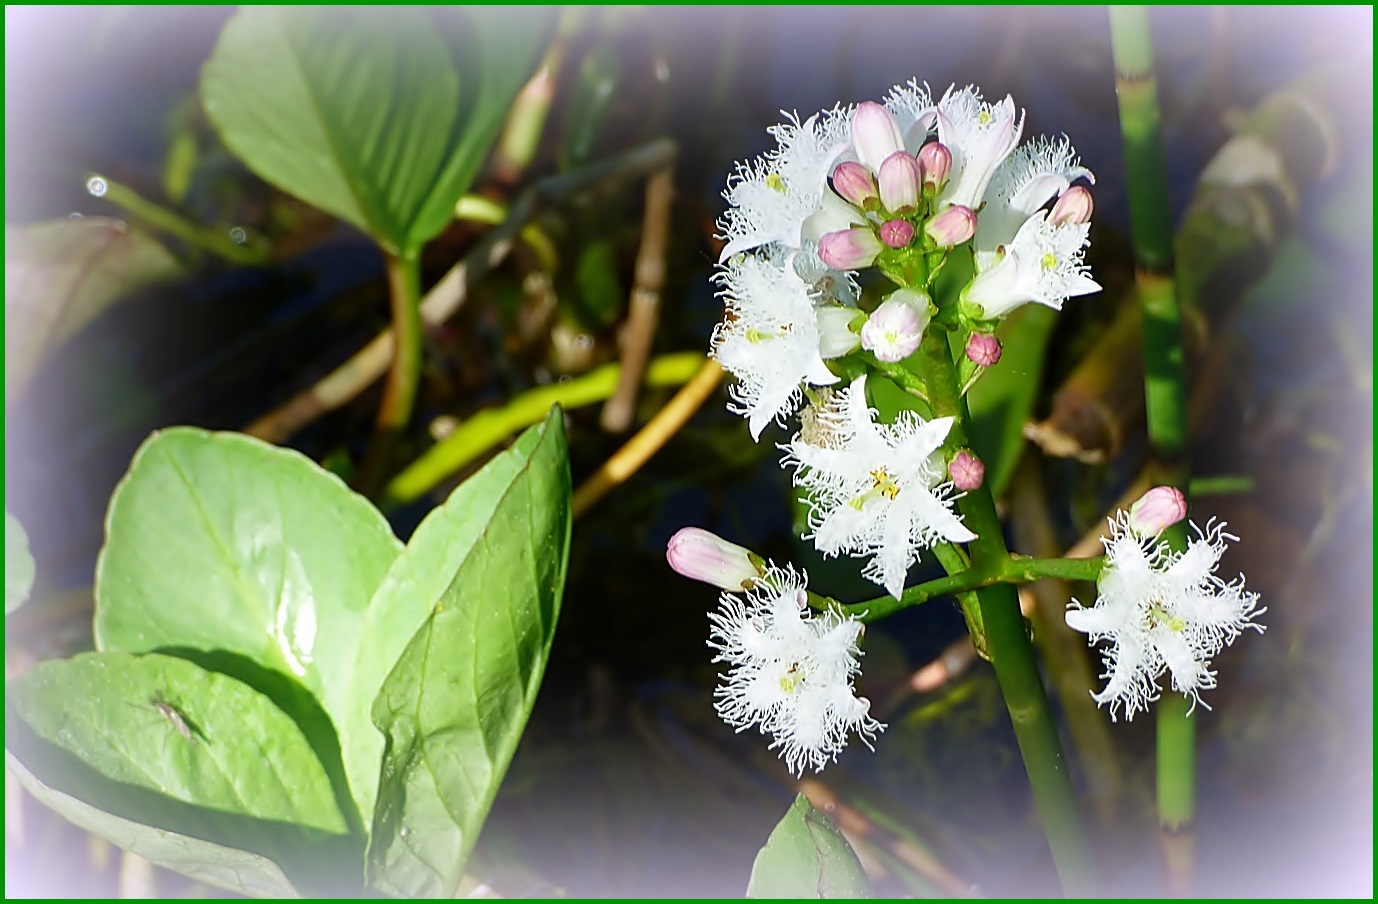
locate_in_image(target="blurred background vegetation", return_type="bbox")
[5,6,1372,897]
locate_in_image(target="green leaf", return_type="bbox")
[6,510,35,614]
[93,428,403,825]
[201,7,553,255]
[366,407,571,898]
[6,750,302,898]
[10,652,348,833]
[5,217,182,402]
[962,304,1058,498]
[747,794,872,899]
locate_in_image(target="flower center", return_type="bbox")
[978,110,993,125]
[1040,252,1058,271]
[745,324,793,344]
[1146,603,1186,633]
[849,467,901,510]
[779,662,805,694]
[766,172,786,193]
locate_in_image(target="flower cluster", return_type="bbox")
[1065,510,1265,721]
[707,80,1099,599]
[705,565,883,775]
[712,81,1099,438]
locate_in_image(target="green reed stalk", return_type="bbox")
[1109,4,1197,885]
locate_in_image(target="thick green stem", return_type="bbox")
[917,328,1096,894]
[1110,5,1198,873]
[358,252,423,494]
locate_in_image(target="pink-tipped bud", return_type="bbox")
[861,289,930,363]
[1050,185,1094,226]
[965,333,1002,367]
[948,450,985,491]
[918,142,953,189]
[878,151,921,211]
[666,527,763,591]
[831,161,878,208]
[953,449,986,490]
[818,227,883,270]
[1127,486,1188,536]
[925,204,977,247]
[852,101,904,172]
[879,218,915,249]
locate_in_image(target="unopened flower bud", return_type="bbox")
[878,151,921,211]
[818,227,883,270]
[1050,185,1094,226]
[948,450,985,491]
[1127,486,1187,537]
[667,527,764,591]
[925,204,977,247]
[918,142,952,190]
[879,218,915,249]
[852,101,904,172]
[861,289,930,363]
[965,333,1002,367]
[831,161,878,208]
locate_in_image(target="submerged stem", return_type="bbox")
[358,251,423,495]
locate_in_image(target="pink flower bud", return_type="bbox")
[918,142,952,189]
[1049,185,1094,226]
[948,450,985,491]
[666,527,763,591]
[879,218,915,249]
[852,101,904,172]
[818,227,883,270]
[831,161,878,208]
[878,151,921,211]
[1127,486,1188,536]
[965,333,1002,367]
[861,289,930,362]
[925,204,977,247]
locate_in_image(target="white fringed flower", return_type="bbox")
[963,211,1100,319]
[929,85,1024,211]
[708,564,884,776]
[781,375,976,600]
[1065,514,1266,722]
[717,107,852,262]
[710,250,841,440]
[974,135,1096,268]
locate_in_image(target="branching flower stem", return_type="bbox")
[822,553,1105,623]
[917,325,1097,895]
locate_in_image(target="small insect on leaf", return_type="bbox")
[150,691,201,745]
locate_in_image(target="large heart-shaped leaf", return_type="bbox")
[10,652,348,833]
[93,428,403,824]
[747,794,871,899]
[5,218,182,402]
[6,651,365,895]
[6,510,35,614]
[6,750,301,898]
[366,408,571,897]
[201,7,554,256]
